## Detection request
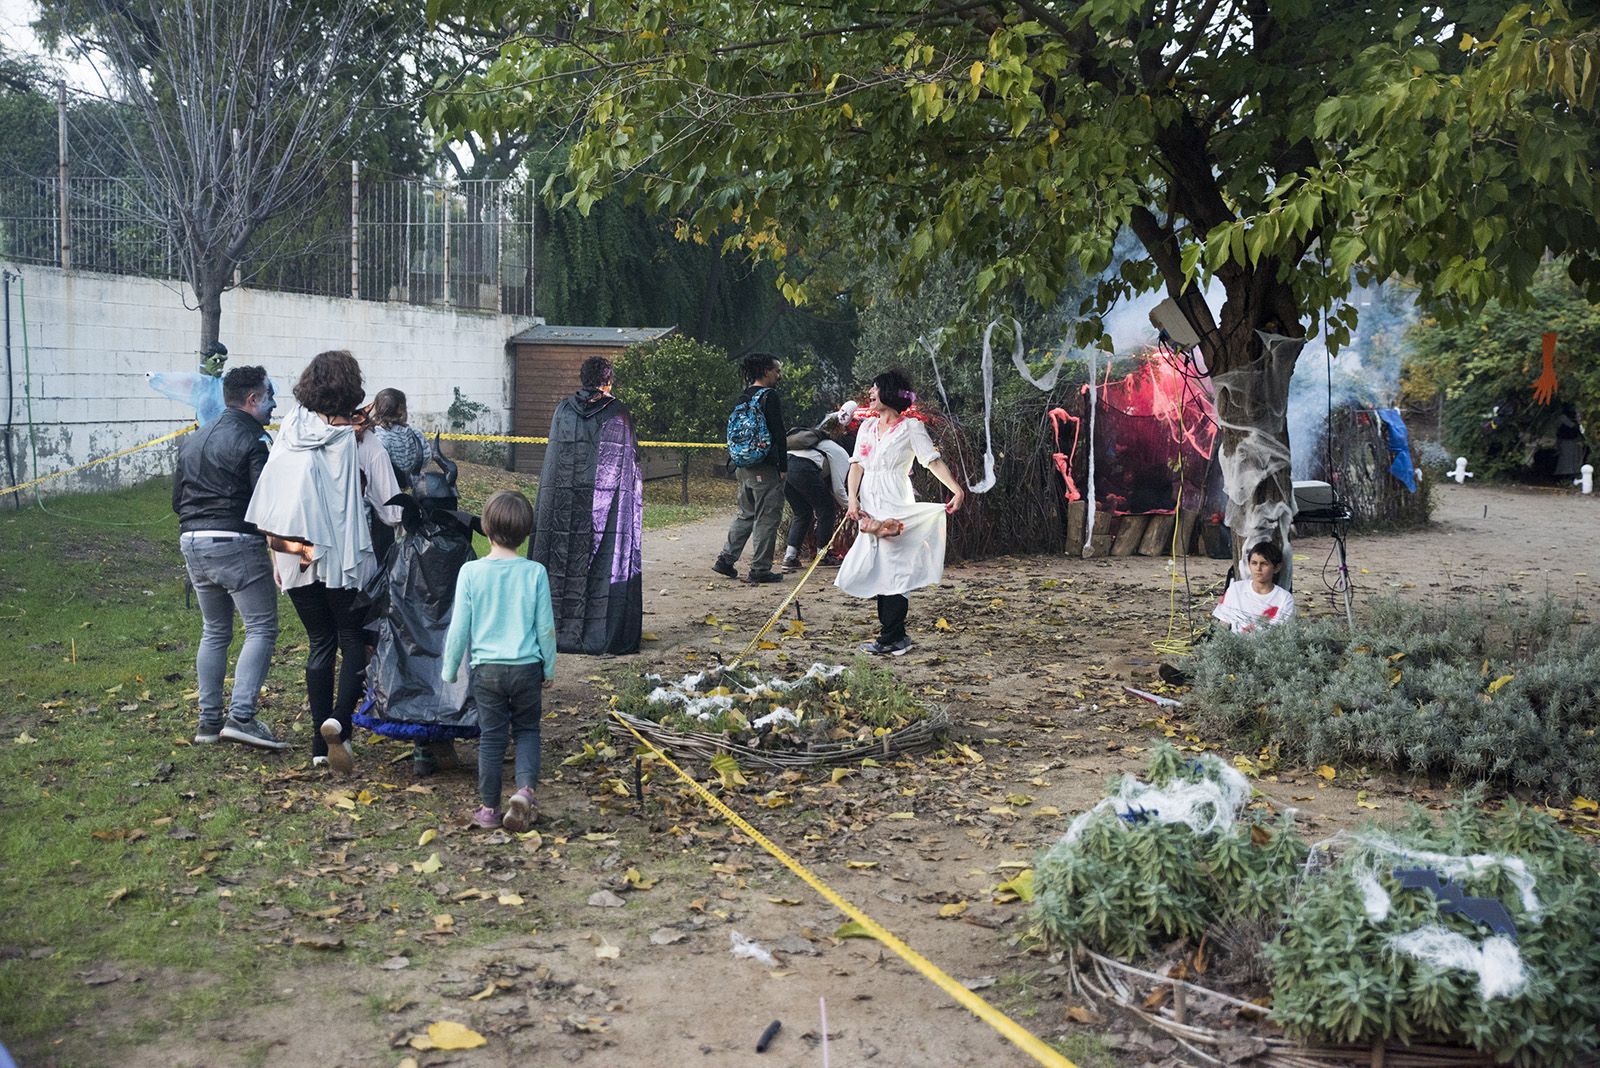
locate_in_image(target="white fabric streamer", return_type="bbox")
[917,330,994,493]
[1389,928,1527,1000]
[1060,756,1251,845]
[1001,315,1083,391]
[1355,869,1392,922]
[1083,348,1098,555]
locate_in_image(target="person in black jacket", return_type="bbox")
[713,352,788,583]
[529,356,644,654]
[171,364,288,750]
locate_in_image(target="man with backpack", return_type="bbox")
[713,352,788,583]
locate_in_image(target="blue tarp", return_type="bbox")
[1375,407,1417,492]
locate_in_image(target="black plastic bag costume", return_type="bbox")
[354,441,480,741]
[530,386,644,655]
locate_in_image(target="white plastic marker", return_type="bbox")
[1450,457,1474,484]
[1577,463,1593,494]
[819,997,830,1068]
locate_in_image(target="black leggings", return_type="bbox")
[876,594,909,644]
[288,582,367,754]
[784,460,836,553]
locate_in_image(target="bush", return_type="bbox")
[1267,800,1600,1065]
[1189,598,1600,796]
[1402,261,1600,482]
[1033,746,1308,961]
[613,334,824,446]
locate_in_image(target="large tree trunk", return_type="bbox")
[1204,268,1305,587]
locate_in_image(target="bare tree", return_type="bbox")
[68,0,408,351]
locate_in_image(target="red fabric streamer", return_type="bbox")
[1048,407,1082,501]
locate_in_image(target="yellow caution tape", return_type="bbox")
[437,431,725,449]
[609,710,1075,1068]
[1,422,197,499]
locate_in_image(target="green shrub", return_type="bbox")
[1189,598,1600,796]
[1266,800,1600,1065]
[613,335,825,445]
[1033,745,1308,961]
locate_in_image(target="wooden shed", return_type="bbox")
[508,324,676,473]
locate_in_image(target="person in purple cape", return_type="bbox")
[529,356,643,655]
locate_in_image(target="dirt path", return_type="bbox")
[120,481,1598,1068]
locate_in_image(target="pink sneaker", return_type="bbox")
[502,787,537,833]
[471,806,502,829]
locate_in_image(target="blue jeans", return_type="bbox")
[472,661,544,808]
[180,535,279,727]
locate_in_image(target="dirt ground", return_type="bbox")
[113,481,1598,1068]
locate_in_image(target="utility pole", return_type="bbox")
[350,161,361,299]
[56,82,71,270]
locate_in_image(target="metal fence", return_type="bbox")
[0,168,535,316]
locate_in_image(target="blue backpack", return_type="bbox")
[726,387,773,467]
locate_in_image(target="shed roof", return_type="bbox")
[509,324,677,346]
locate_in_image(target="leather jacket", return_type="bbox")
[172,407,271,534]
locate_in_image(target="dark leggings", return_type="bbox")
[876,594,909,644]
[287,582,367,755]
[784,460,836,553]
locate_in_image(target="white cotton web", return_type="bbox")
[1390,928,1528,1000]
[1355,869,1392,922]
[1352,834,1544,921]
[1060,756,1252,845]
[917,331,996,494]
[1209,331,1304,567]
[643,663,847,723]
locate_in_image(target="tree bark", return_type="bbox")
[194,268,226,356]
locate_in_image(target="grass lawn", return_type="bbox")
[0,471,727,1064]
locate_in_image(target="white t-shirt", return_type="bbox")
[1212,579,1295,634]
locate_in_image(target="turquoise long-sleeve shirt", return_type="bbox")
[441,556,557,684]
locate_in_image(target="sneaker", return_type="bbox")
[711,559,740,580]
[471,806,503,829]
[502,787,537,833]
[747,571,784,584]
[194,719,224,744]
[818,553,844,567]
[312,755,330,768]
[882,636,914,657]
[220,716,291,751]
[782,555,802,573]
[1158,662,1192,687]
[860,639,890,656]
[320,718,353,774]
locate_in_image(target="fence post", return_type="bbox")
[350,161,360,299]
[441,186,451,306]
[494,182,504,314]
[56,81,71,270]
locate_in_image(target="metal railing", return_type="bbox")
[0,168,535,316]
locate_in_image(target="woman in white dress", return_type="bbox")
[836,369,965,655]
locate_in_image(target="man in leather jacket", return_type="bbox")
[172,364,289,750]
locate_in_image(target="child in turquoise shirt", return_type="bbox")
[442,490,557,831]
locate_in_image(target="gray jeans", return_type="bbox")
[180,535,279,726]
[717,464,786,576]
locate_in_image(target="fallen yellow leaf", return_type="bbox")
[1486,674,1515,694]
[1315,765,1336,781]
[1573,796,1599,814]
[424,1021,485,1050]
[938,900,969,918]
[498,893,524,906]
[934,617,953,632]
[412,852,443,874]
[418,828,437,847]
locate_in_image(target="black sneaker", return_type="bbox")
[860,639,890,656]
[781,555,802,573]
[883,637,914,656]
[747,571,783,584]
[712,559,740,580]
[220,716,291,751]
[1158,662,1192,686]
[194,719,224,744]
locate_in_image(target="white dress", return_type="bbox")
[835,415,949,598]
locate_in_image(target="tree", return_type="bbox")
[1403,261,1600,480]
[52,0,411,351]
[431,0,1599,556]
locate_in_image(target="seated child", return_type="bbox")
[1212,541,1296,635]
[442,490,557,833]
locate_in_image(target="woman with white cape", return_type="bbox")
[836,369,965,656]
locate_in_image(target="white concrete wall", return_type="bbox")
[1,266,532,494]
